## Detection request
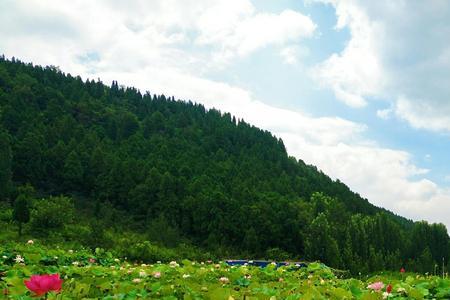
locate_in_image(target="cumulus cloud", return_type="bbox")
[311,0,385,107]
[376,107,392,120]
[196,8,316,64]
[313,0,450,130]
[280,46,309,65]
[0,0,316,72]
[395,95,450,131]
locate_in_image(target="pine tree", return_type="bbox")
[417,247,434,273]
[0,129,12,200]
[306,213,342,266]
[63,150,84,190]
[13,194,30,236]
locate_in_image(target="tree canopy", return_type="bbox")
[0,56,448,273]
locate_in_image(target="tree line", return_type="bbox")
[0,56,448,274]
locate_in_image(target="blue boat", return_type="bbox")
[225,260,307,269]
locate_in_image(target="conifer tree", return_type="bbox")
[0,129,12,200]
[13,194,30,236]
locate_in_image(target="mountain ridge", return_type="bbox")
[0,55,447,273]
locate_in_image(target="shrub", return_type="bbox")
[119,240,177,262]
[0,203,12,222]
[265,248,291,261]
[13,195,30,236]
[29,196,75,236]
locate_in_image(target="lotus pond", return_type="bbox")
[1,242,450,299]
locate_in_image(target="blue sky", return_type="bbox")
[2,0,450,227]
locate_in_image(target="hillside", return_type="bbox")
[0,56,448,274]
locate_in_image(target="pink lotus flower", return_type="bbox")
[153,271,161,278]
[88,258,96,264]
[367,281,384,292]
[24,274,63,296]
[400,267,405,273]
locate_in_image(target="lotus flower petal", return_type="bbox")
[24,274,63,296]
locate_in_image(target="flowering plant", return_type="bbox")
[367,281,384,292]
[24,274,63,297]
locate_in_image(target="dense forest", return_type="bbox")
[0,56,449,274]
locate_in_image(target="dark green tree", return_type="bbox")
[417,247,434,273]
[306,213,342,267]
[63,150,84,190]
[243,227,260,255]
[0,129,12,200]
[1,56,449,272]
[147,214,181,248]
[12,194,30,236]
[30,196,75,235]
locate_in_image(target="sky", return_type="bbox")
[2,0,450,228]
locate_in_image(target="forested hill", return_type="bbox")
[0,56,449,274]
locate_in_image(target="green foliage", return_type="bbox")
[265,247,290,261]
[0,56,450,274]
[86,220,113,249]
[12,196,30,223]
[147,214,182,248]
[306,212,342,268]
[2,242,450,299]
[122,240,178,262]
[62,150,84,190]
[29,196,75,235]
[0,202,12,222]
[12,195,30,236]
[0,128,12,200]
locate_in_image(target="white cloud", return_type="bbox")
[280,46,309,65]
[197,9,315,61]
[313,0,450,131]
[0,0,316,73]
[2,0,450,229]
[280,47,298,65]
[376,107,392,120]
[395,95,450,131]
[311,0,385,107]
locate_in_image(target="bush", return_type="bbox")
[63,224,92,243]
[29,196,75,236]
[119,240,177,262]
[147,214,182,248]
[84,221,113,249]
[0,203,12,222]
[265,247,291,261]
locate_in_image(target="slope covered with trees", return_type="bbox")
[0,56,448,274]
